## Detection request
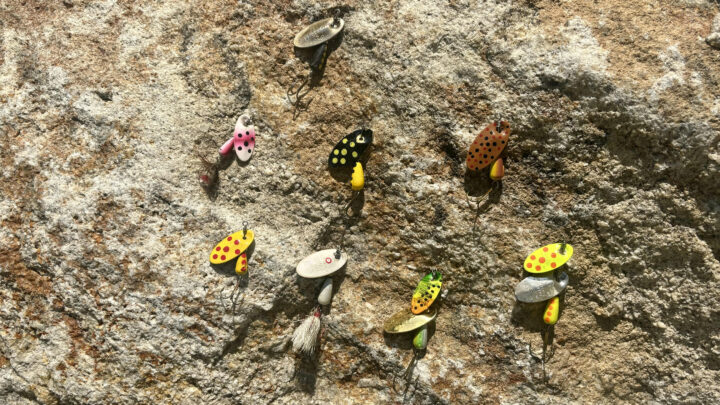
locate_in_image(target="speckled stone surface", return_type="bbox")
[1,1,719,403]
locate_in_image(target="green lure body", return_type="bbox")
[413,325,428,350]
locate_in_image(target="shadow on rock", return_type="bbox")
[294,355,319,394]
[511,292,566,333]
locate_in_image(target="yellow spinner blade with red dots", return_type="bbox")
[523,243,573,274]
[209,230,254,267]
[411,272,442,314]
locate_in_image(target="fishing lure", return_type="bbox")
[219,115,256,162]
[208,222,255,311]
[466,121,510,172]
[516,242,573,375]
[208,222,254,275]
[465,121,510,222]
[288,16,345,117]
[411,271,442,314]
[292,248,347,355]
[384,272,444,381]
[329,128,373,200]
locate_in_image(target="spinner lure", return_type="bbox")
[292,248,348,355]
[467,120,510,183]
[515,243,573,373]
[208,222,255,309]
[384,271,443,377]
[219,115,256,163]
[287,15,344,117]
[328,128,373,192]
[208,222,255,275]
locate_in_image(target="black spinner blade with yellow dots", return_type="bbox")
[328,129,373,167]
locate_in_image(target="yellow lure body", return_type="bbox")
[544,296,560,325]
[235,253,248,275]
[351,162,364,191]
[489,158,505,181]
[413,325,428,350]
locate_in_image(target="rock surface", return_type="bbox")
[1,0,719,403]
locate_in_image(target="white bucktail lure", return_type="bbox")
[292,248,347,356]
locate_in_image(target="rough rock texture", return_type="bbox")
[1,0,719,404]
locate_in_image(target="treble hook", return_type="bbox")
[342,191,362,217]
[229,278,244,313]
[287,75,314,120]
[541,324,555,380]
[287,74,311,105]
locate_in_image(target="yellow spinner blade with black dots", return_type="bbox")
[411,272,442,314]
[328,128,373,167]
